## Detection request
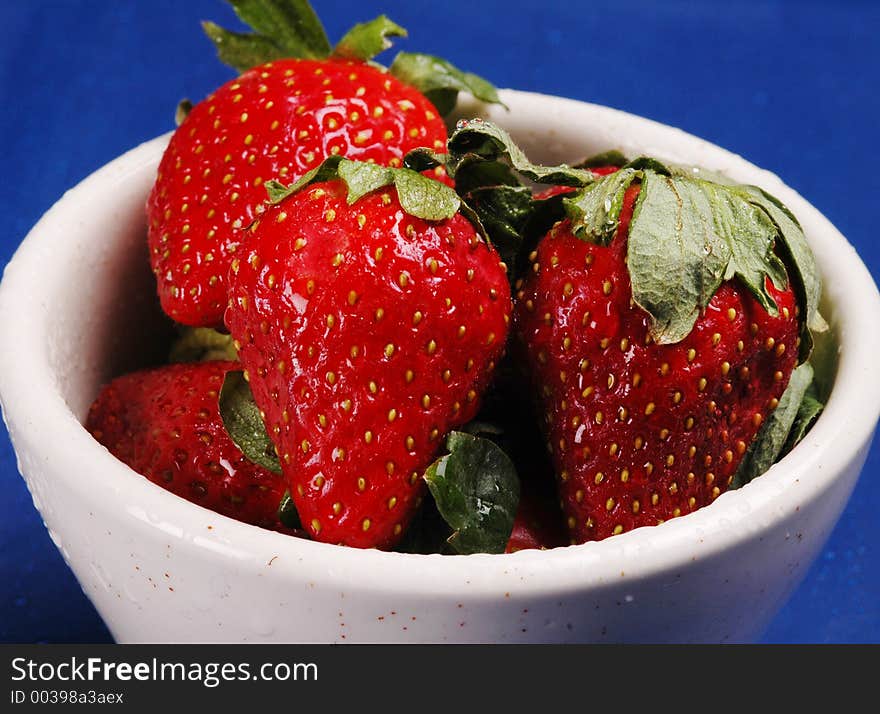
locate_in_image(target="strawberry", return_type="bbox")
[147,2,500,328]
[86,361,292,532]
[515,174,820,543]
[224,160,511,548]
[422,120,824,545]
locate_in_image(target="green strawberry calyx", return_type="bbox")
[405,119,603,271]
[218,370,302,529]
[388,53,506,115]
[201,0,502,114]
[732,362,816,489]
[218,370,282,475]
[428,119,826,356]
[563,159,826,352]
[332,15,407,61]
[264,156,489,239]
[423,431,520,555]
[407,118,597,190]
[202,0,331,64]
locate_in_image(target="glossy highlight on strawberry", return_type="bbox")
[147,58,448,328]
[225,179,511,549]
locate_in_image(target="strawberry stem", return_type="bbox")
[225,0,330,60]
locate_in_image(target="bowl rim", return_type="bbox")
[2,88,879,597]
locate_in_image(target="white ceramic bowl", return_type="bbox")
[2,90,878,643]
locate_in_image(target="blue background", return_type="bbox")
[1,0,877,643]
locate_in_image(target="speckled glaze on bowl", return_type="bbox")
[1,90,878,643]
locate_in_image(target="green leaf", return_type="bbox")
[782,382,824,455]
[336,160,399,203]
[226,0,330,59]
[446,119,594,187]
[731,363,815,489]
[672,163,739,187]
[389,52,505,116]
[392,167,462,222]
[202,21,289,74]
[737,185,828,357]
[277,490,302,530]
[700,179,788,311]
[266,157,465,223]
[428,122,601,277]
[417,118,822,352]
[435,118,821,351]
[464,185,535,269]
[522,190,572,249]
[332,15,407,61]
[560,159,819,347]
[402,148,447,174]
[804,322,837,403]
[202,1,331,72]
[265,155,345,204]
[452,159,522,197]
[625,172,726,343]
[424,431,520,554]
[625,172,791,344]
[169,327,238,364]
[218,371,282,474]
[564,168,639,245]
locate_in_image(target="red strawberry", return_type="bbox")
[515,180,805,543]
[145,3,506,329]
[224,165,511,549]
[148,57,448,327]
[86,361,292,532]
